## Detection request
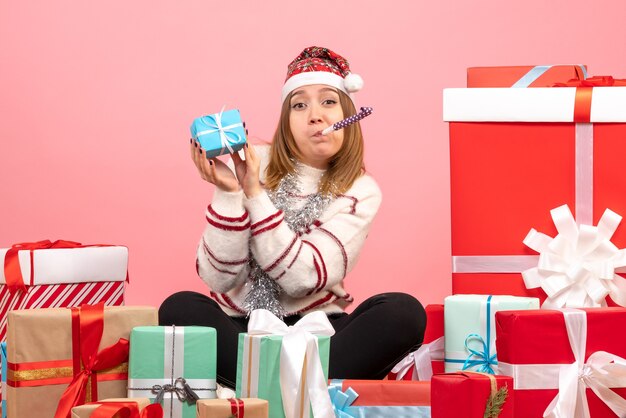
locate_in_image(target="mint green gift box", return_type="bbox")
[236,333,330,418]
[444,294,539,374]
[127,326,217,418]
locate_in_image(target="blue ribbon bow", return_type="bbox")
[462,333,497,374]
[461,295,497,374]
[328,381,359,418]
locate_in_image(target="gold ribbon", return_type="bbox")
[463,371,508,418]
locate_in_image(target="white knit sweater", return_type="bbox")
[196,145,382,316]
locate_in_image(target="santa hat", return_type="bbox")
[281,46,364,103]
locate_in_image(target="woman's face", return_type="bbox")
[288,84,344,169]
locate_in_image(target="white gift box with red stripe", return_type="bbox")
[0,244,127,343]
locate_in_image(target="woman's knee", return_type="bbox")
[388,292,425,320]
[376,292,426,344]
[158,291,213,325]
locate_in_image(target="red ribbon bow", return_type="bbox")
[90,401,164,418]
[552,76,626,123]
[553,75,626,87]
[54,303,131,418]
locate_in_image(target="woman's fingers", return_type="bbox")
[247,141,257,162]
[232,149,243,165]
[242,142,253,166]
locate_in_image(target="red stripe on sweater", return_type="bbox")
[251,219,282,236]
[251,210,283,230]
[307,255,322,296]
[207,257,237,276]
[303,240,327,292]
[209,291,228,308]
[210,291,247,314]
[206,216,251,231]
[294,292,336,315]
[288,241,304,269]
[337,194,359,214]
[207,205,249,223]
[343,293,354,302]
[202,239,249,265]
[317,228,347,279]
[265,235,298,273]
[221,292,247,314]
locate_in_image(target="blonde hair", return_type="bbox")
[265,90,365,195]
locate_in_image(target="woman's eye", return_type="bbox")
[291,102,306,110]
[322,99,338,105]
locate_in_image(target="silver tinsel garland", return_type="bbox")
[242,167,333,319]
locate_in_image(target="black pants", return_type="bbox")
[159,291,426,388]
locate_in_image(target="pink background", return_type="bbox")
[1,1,625,310]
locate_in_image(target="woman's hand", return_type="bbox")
[190,138,240,192]
[232,143,262,198]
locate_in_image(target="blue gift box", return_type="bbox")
[190,109,246,158]
[2,342,6,418]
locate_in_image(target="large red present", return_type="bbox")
[431,371,513,418]
[467,65,587,87]
[496,307,626,417]
[0,241,128,343]
[388,304,444,381]
[328,379,430,417]
[444,77,626,307]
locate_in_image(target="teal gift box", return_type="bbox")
[444,294,539,374]
[1,342,6,418]
[190,109,246,158]
[127,326,217,418]
[236,332,331,418]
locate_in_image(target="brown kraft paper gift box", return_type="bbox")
[5,305,157,418]
[71,398,151,418]
[196,398,268,418]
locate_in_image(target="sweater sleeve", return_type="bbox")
[196,187,251,293]
[243,175,382,297]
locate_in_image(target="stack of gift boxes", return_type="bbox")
[4,66,626,418]
[382,65,626,417]
[0,242,275,418]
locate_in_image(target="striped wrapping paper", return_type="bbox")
[0,280,124,342]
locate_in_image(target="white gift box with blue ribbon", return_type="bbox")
[444,294,539,374]
[190,108,246,158]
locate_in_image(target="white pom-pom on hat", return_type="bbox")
[343,72,364,93]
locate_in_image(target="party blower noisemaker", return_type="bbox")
[320,107,373,135]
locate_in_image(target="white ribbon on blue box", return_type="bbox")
[190,107,246,158]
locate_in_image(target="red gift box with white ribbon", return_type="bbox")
[496,307,626,417]
[445,76,626,307]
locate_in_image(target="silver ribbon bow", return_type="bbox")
[150,377,202,405]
